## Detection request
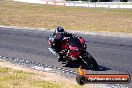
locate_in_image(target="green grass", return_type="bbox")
[0,67,61,88]
[0,1,132,33]
[31,81,62,88]
[0,66,88,88]
[0,67,11,73]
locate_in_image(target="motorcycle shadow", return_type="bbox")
[95,65,111,71]
[62,62,111,71]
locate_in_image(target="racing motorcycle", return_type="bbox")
[48,35,99,70]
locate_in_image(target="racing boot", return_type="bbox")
[58,55,66,62]
[57,55,62,62]
[57,51,66,62]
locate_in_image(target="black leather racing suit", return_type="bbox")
[52,32,73,53]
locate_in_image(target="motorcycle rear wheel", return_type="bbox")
[82,52,99,70]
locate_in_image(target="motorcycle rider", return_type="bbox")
[48,27,98,69]
[50,26,73,62]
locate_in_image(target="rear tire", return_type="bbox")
[120,0,128,2]
[90,0,98,2]
[82,52,98,70]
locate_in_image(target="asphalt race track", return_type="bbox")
[0,27,132,87]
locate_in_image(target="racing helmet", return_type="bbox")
[55,26,64,34]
